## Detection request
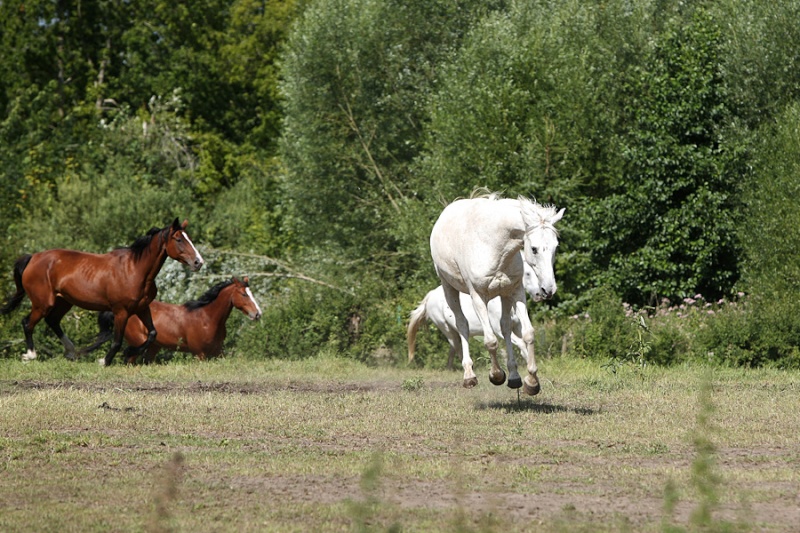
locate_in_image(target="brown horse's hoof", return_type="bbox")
[463,376,478,388]
[489,369,506,386]
[507,377,522,389]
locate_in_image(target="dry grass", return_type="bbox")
[0,355,798,532]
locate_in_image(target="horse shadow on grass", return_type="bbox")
[476,399,597,415]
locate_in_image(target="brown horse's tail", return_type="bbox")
[78,311,116,355]
[406,293,430,364]
[0,254,32,315]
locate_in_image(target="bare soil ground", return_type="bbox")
[5,373,799,532]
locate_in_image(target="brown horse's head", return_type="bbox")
[231,276,262,320]
[165,219,204,271]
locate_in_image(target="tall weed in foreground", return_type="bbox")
[148,452,185,533]
[662,371,749,533]
[346,453,401,533]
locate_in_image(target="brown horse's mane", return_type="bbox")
[183,280,234,311]
[126,226,164,261]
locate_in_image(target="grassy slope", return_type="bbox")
[0,355,798,532]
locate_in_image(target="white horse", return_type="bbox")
[429,194,564,395]
[407,259,542,370]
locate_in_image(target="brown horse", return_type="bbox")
[0,219,204,365]
[83,277,262,363]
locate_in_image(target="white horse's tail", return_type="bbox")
[407,292,430,364]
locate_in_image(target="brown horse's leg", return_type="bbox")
[138,307,158,350]
[21,314,38,361]
[44,298,77,361]
[21,305,50,361]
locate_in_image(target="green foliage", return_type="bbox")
[705,102,800,369]
[417,0,627,201]
[258,284,360,361]
[13,99,198,253]
[585,7,743,306]
[572,287,632,361]
[280,0,497,259]
[715,0,800,128]
[4,0,800,367]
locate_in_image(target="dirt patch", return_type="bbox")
[3,378,458,395]
[207,470,800,530]
[4,377,799,530]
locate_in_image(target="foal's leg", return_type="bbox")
[44,298,77,360]
[447,336,459,371]
[513,295,540,395]
[100,311,130,366]
[469,292,506,386]
[441,283,477,387]
[442,326,461,371]
[500,296,522,389]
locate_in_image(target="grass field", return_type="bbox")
[1,354,798,532]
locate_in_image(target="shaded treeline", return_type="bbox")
[2,0,800,367]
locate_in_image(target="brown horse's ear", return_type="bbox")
[242,276,250,286]
[171,218,181,231]
[181,219,189,230]
[232,276,240,284]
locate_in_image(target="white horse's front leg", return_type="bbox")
[470,292,506,386]
[513,296,539,395]
[501,297,522,389]
[441,284,477,387]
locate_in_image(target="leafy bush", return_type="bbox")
[570,287,632,361]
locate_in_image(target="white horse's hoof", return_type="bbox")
[523,374,541,396]
[489,369,506,386]
[463,376,478,388]
[22,350,37,362]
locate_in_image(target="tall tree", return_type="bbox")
[279,0,499,263]
[586,8,743,305]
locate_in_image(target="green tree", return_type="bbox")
[585,8,743,305]
[280,0,498,262]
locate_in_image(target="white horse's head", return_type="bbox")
[519,199,564,300]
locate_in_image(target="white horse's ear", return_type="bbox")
[519,201,538,229]
[552,207,565,225]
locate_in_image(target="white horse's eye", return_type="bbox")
[531,247,538,255]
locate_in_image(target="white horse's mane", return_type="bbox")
[466,189,560,233]
[518,196,560,233]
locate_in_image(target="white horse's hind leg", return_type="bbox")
[514,297,540,395]
[441,284,477,387]
[501,297,522,389]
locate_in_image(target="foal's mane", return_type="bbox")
[183,280,234,311]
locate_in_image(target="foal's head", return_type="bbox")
[230,277,262,320]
